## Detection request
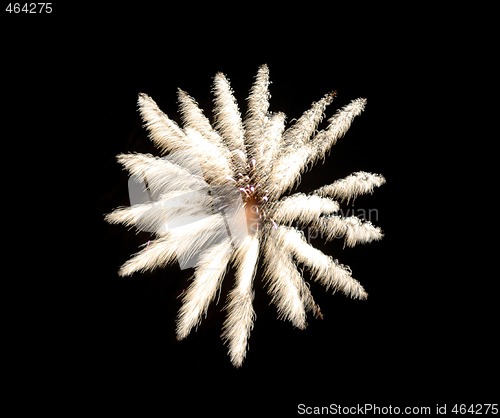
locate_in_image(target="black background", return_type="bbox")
[3,2,498,415]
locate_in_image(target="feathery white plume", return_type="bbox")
[312,215,384,247]
[314,171,386,203]
[270,193,339,225]
[176,238,233,340]
[221,234,260,367]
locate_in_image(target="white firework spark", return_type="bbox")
[105,64,385,367]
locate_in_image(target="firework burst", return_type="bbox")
[105,64,385,367]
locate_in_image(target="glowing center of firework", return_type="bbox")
[240,184,265,234]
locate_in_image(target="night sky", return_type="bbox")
[3,3,497,415]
